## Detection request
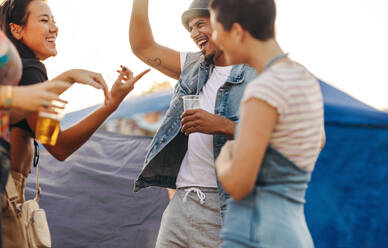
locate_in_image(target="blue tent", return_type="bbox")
[305,81,388,247]
[27,81,388,247]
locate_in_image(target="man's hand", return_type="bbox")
[180,109,236,138]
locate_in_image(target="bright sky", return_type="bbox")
[45,0,388,113]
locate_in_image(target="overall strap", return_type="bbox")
[264,53,289,70]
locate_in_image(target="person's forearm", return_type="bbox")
[50,71,74,94]
[217,158,251,200]
[47,104,116,161]
[130,0,155,54]
[52,71,72,83]
[218,138,265,200]
[129,0,181,79]
[219,158,257,201]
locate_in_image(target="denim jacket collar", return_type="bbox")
[227,64,247,85]
[198,59,247,89]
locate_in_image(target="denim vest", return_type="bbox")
[256,146,311,203]
[134,52,257,212]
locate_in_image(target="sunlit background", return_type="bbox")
[45,0,388,113]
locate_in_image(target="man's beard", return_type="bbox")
[205,49,223,65]
[204,52,216,64]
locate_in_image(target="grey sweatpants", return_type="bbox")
[155,187,222,248]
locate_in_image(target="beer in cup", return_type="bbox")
[35,101,65,146]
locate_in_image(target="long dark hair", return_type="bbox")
[0,0,44,59]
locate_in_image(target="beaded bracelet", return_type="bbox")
[4,85,13,109]
[0,86,11,139]
[0,86,13,110]
[0,86,3,108]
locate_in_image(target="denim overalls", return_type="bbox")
[220,146,314,248]
[134,52,257,214]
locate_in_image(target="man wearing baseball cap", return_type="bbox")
[130,0,257,247]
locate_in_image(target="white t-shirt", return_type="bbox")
[176,52,233,188]
[242,61,324,171]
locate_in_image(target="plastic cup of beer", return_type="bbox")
[182,95,201,111]
[35,101,65,146]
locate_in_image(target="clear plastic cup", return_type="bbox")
[182,95,201,111]
[35,100,65,146]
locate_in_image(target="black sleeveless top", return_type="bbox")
[10,58,48,136]
[0,137,10,194]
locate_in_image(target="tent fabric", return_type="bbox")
[25,131,168,248]
[25,81,388,247]
[320,81,388,127]
[305,80,388,247]
[306,125,388,247]
[61,91,173,129]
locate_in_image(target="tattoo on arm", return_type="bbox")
[147,57,162,68]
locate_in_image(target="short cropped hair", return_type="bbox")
[210,0,276,41]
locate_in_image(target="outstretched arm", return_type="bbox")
[27,67,149,161]
[130,0,181,79]
[52,69,111,103]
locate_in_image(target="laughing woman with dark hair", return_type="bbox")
[210,0,325,247]
[0,28,73,247]
[0,0,149,246]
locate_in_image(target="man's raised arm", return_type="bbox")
[130,0,181,80]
